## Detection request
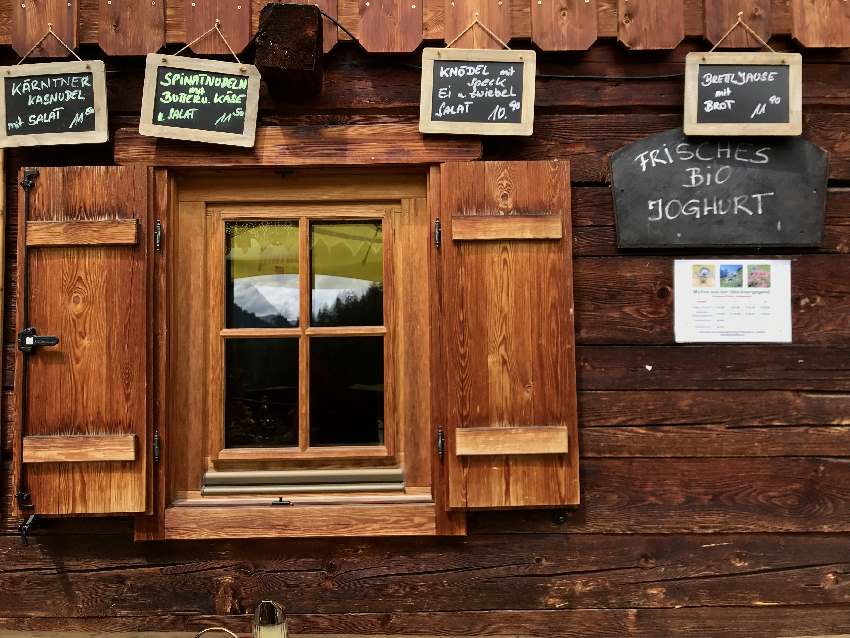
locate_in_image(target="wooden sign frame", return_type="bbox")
[0,60,108,148]
[140,54,260,148]
[684,51,802,136]
[419,48,536,136]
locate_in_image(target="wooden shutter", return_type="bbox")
[13,166,152,515]
[437,161,579,509]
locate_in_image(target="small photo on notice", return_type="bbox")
[692,264,716,288]
[719,264,743,288]
[747,264,772,288]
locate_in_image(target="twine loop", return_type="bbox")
[175,19,242,64]
[446,13,510,49]
[709,11,775,52]
[17,23,82,64]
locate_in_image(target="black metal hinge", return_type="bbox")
[20,168,38,190]
[15,489,32,509]
[437,426,445,461]
[153,429,160,464]
[154,219,163,252]
[433,217,442,248]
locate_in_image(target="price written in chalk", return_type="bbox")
[419,48,535,136]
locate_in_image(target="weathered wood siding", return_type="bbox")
[2,38,850,636]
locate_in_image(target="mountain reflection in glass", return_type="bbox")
[311,222,383,326]
[225,338,299,448]
[226,221,299,328]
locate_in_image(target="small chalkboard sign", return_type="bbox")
[419,48,535,136]
[610,128,827,248]
[140,54,260,147]
[684,52,802,136]
[0,60,108,148]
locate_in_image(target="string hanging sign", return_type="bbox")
[140,20,260,148]
[0,24,108,148]
[684,13,801,136]
[419,16,535,136]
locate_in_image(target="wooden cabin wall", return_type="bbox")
[3,38,850,636]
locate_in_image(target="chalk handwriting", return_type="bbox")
[152,67,249,134]
[431,60,523,124]
[696,64,789,124]
[4,72,97,136]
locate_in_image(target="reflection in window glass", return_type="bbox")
[225,339,299,448]
[310,337,383,446]
[226,221,299,328]
[311,222,383,326]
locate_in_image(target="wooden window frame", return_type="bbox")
[207,202,398,464]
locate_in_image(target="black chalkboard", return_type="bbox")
[5,71,96,134]
[152,66,248,134]
[684,52,802,136]
[419,48,535,136]
[0,60,108,148]
[430,60,523,124]
[696,64,789,124]
[610,128,828,248]
[140,55,260,148]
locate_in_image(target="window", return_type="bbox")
[165,170,442,536]
[209,207,395,463]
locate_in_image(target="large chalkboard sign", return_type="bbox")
[610,128,827,248]
[0,60,108,148]
[140,54,260,147]
[684,52,802,136]
[419,48,535,136]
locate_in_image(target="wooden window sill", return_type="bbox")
[162,500,438,539]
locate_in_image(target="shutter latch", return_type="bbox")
[437,426,445,461]
[433,217,442,248]
[154,219,163,252]
[17,327,59,353]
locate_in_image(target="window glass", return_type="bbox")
[225,338,299,448]
[311,222,383,327]
[226,221,299,328]
[309,337,384,446]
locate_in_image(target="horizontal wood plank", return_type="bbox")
[577,345,850,391]
[2,533,850,614]
[581,425,850,457]
[0,608,849,636]
[451,216,563,240]
[22,435,137,463]
[455,426,569,455]
[114,125,482,167]
[163,503,437,538]
[578,390,850,426]
[26,220,138,246]
[473,457,850,533]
